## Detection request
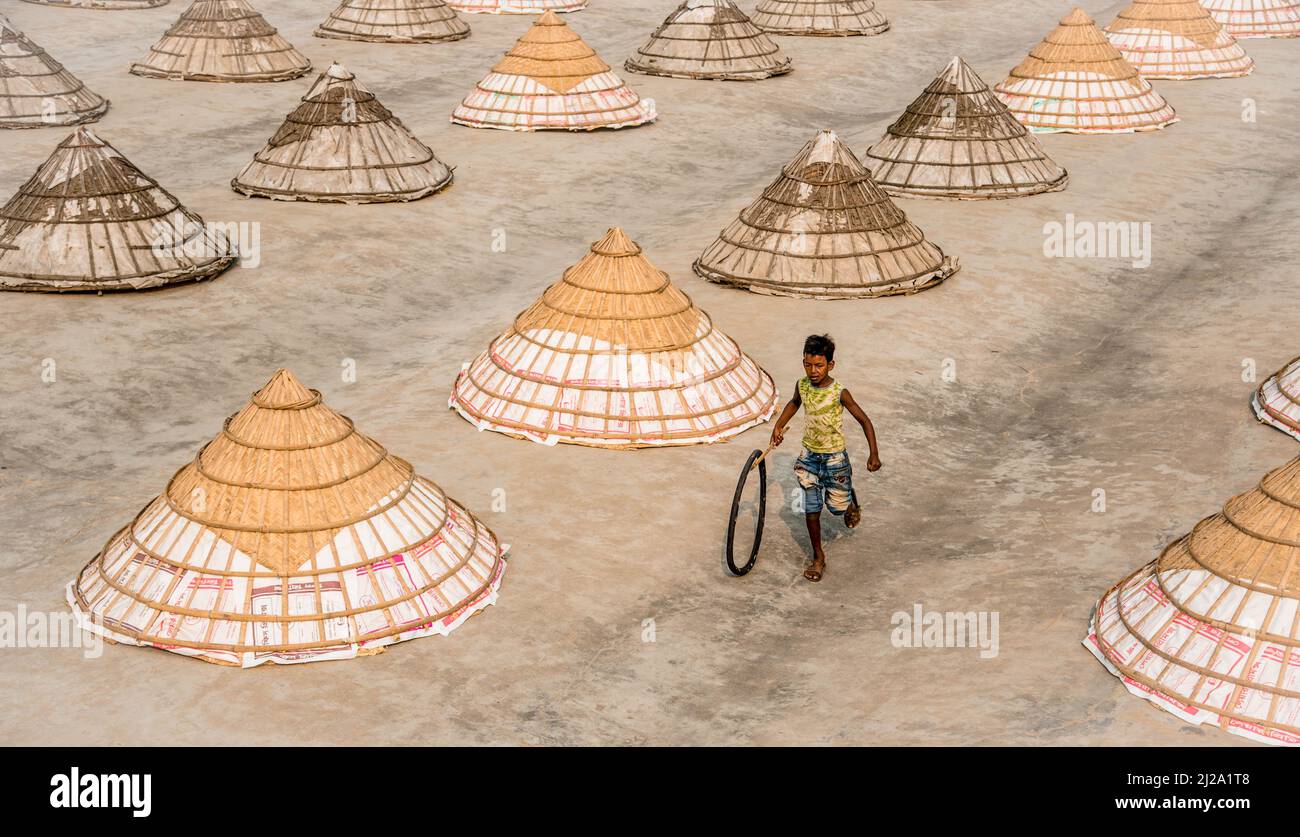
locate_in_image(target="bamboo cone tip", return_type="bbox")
[252,368,317,409]
[1062,7,1095,25]
[325,62,354,80]
[590,227,640,257]
[538,9,563,25]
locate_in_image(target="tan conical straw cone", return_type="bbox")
[751,0,888,36]
[865,56,1068,200]
[232,63,454,203]
[1104,0,1254,79]
[1201,0,1300,38]
[994,7,1178,134]
[130,0,312,82]
[0,127,237,293]
[625,0,792,81]
[695,130,958,298]
[451,227,779,448]
[452,10,654,130]
[0,15,110,128]
[315,0,471,43]
[69,368,508,667]
[1086,455,1300,745]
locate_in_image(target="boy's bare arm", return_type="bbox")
[768,383,802,447]
[841,389,881,471]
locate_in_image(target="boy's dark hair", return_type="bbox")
[803,334,835,362]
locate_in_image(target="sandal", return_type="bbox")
[803,560,824,582]
[845,504,861,529]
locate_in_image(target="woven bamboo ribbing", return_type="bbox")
[1202,0,1300,37]
[0,15,109,129]
[452,10,655,131]
[130,0,311,82]
[0,127,236,293]
[19,0,169,8]
[1254,356,1300,442]
[994,8,1178,134]
[694,130,958,299]
[448,0,586,13]
[1104,0,1254,79]
[1085,455,1300,746]
[751,0,889,36]
[68,369,508,668]
[232,64,453,204]
[625,0,791,81]
[864,56,1068,200]
[315,0,470,43]
[451,227,779,449]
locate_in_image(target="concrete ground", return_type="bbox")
[1,0,1297,746]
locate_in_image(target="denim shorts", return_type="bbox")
[793,447,856,515]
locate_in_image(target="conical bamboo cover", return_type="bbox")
[1254,356,1300,442]
[864,57,1069,200]
[130,0,312,83]
[1104,0,1254,79]
[694,130,958,299]
[69,369,508,668]
[315,0,470,43]
[751,0,889,36]
[1085,456,1300,745]
[452,10,655,131]
[0,15,109,129]
[19,0,170,8]
[232,64,453,204]
[0,127,237,293]
[994,8,1178,134]
[451,228,778,448]
[1202,0,1300,37]
[625,0,792,81]
[448,0,585,13]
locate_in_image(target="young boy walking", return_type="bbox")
[769,335,881,582]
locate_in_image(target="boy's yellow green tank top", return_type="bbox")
[798,377,845,453]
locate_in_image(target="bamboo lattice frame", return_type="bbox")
[451,227,779,449]
[751,0,889,36]
[452,10,655,131]
[1104,0,1254,80]
[694,130,958,299]
[864,56,1068,200]
[625,0,792,81]
[130,0,312,83]
[19,0,170,8]
[68,369,508,668]
[1085,455,1300,746]
[1202,0,1300,37]
[0,127,237,293]
[315,0,471,44]
[994,8,1178,134]
[232,63,454,204]
[0,15,109,129]
[448,0,586,13]
[1254,356,1300,442]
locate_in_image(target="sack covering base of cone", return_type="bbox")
[751,0,889,36]
[625,0,792,81]
[1254,356,1300,441]
[68,369,508,668]
[130,0,312,83]
[448,0,585,13]
[0,16,110,129]
[315,0,471,43]
[865,56,1069,200]
[20,0,170,8]
[995,8,1178,134]
[1202,0,1300,38]
[233,64,454,204]
[0,127,237,293]
[452,10,654,131]
[695,130,958,299]
[451,227,778,449]
[1085,456,1300,746]
[1104,0,1254,80]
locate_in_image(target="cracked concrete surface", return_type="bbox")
[0,0,1297,745]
